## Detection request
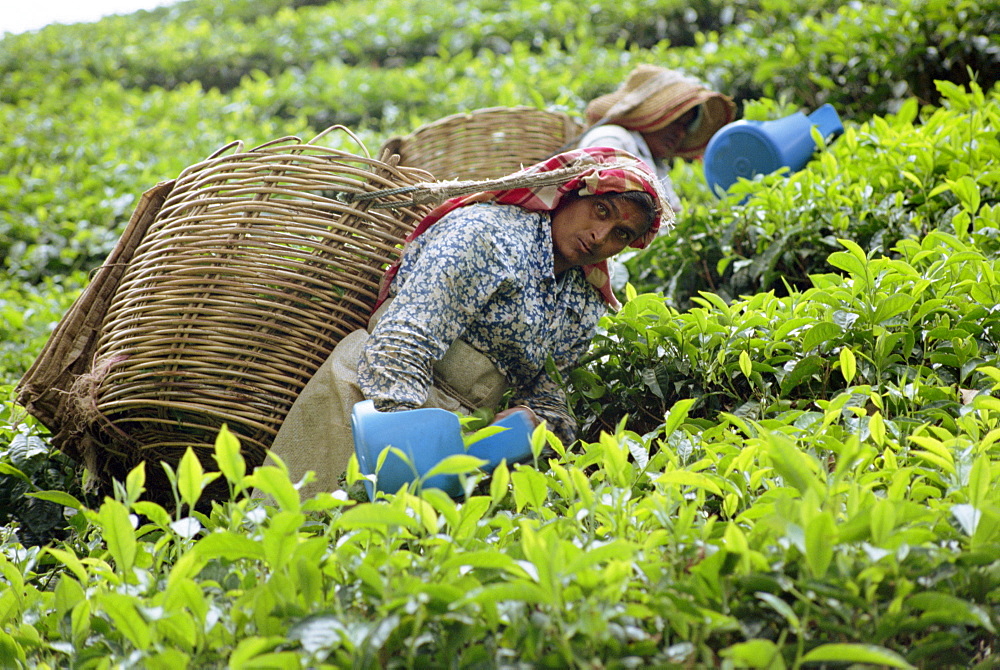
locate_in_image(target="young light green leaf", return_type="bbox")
[124,463,145,505]
[720,639,787,669]
[868,412,886,447]
[655,470,723,496]
[511,467,548,512]
[805,510,836,577]
[489,460,510,506]
[800,643,915,668]
[247,466,301,513]
[132,501,172,529]
[334,503,420,532]
[97,592,151,650]
[214,424,246,485]
[97,499,137,575]
[423,454,487,479]
[839,347,857,384]
[662,398,696,438]
[739,349,752,379]
[0,463,30,484]
[45,547,89,583]
[763,431,823,497]
[946,175,980,214]
[967,455,991,507]
[177,447,219,511]
[26,490,85,511]
[192,531,267,562]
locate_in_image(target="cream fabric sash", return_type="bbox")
[261,302,508,498]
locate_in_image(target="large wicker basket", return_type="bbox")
[379,106,585,181]
[17,130,436,503]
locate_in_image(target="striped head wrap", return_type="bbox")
[585,65,736,159]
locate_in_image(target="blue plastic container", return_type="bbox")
[351,400,534,499]
[703,103,843,196]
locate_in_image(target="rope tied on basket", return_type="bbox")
[340,160,662,210]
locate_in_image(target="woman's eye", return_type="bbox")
[595,203,609,218]
[616,228,631,242]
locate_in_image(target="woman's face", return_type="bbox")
[550,194,650,275]
[641,106,699,160]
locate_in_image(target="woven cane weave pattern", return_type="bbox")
[86,135,434,473]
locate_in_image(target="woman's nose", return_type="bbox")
[592,221,615,244]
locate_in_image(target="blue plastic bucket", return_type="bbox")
[703,103,843,196]
[351,400,534,498]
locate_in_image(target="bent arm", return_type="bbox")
[358,215,507,411]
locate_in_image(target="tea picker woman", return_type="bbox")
[576,64,737,213]
[266,147,674,499]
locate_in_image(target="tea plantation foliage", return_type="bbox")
[2,0,1000,667]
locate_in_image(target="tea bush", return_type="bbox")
[1,0,999,666]
[1,411,997,666]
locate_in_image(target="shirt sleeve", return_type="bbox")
[357,210,510,411]
[577,124,645,156]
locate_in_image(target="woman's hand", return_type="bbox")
[491,405,540,428]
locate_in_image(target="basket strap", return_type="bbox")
[341,164,590,209]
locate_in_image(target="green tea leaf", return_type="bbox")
[801,643,914,668]
[720,638,786,669]
[334,503,420,532]
[132,501,172,528]
[247,466,301,513]
[464,581,553,607]
[511,467,548,512]
[868,412,886,447]
[839,347,857,384]
[45,547,89,583]
[763,431,822,497]
[967,455,991,507]
[423,454,487,479]
[655,470,723,496]
[193,531,266,562]
[755,592,800,631]
[801,322,841,353]
[214,424,246,485]
[26,490,84,511]
[97,499,137,575]
[805,510,836,577]
[177,447,217,511]
[98,592,151,650]
[662,398,696,438]
[0,463,30,484]
[489,460,510,506]
[124,463,145,505]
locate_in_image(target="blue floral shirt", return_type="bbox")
[357,203,608,443]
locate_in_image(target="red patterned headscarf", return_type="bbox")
[376,146,674,311]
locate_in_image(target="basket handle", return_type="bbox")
[204,139,245,159]
[309,125,371,158]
